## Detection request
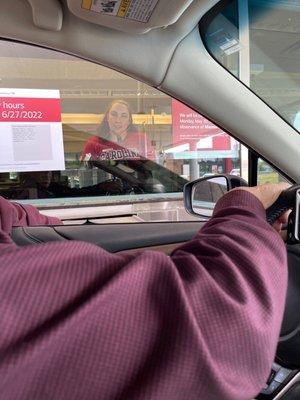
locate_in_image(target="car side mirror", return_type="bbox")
[184,174,248,218]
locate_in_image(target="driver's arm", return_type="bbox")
[0,196,61,235]
[0,186,288,400]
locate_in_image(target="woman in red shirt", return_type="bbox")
[81,100,155,162]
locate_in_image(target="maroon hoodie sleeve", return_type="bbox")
[0,190,287,400]
[0,196,61,235]
[0,196,61,250]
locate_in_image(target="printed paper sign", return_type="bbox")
[0,88,65,172]
[82,0,159,23]
[171,99,239,159]
[172,99,222,144]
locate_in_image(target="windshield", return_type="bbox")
[201,0,300,132]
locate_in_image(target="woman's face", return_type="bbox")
[107,102,130,138]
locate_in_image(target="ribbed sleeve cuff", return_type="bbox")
[213,189,266,219]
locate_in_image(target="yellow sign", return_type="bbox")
[81,0,92,10]
[117,0,131,18]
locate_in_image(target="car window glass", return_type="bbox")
[201,0,300,133]
[0,40,243,215]
[257,159,287,185]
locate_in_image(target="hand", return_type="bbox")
[234,183,291,236]
[236,182,290,209]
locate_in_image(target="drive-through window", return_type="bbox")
[0,40,245,210]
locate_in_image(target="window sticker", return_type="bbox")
[170,99,239,160]
[208,29,241,56]
[0,89,65,173]
[224,43,241,56]
[81,0,159,23]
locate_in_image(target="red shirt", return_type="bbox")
[0,192,287,400]
[81,132,156,161]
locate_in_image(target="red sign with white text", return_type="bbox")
[0,97,62,122]
[172,99,231,150]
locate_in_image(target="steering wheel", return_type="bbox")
[266,184,300,244]
[265,184,300,368]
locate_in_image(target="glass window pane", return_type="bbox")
[257,158,287,185]
[201,0,300,132]
[0,40,242,216]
